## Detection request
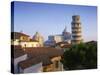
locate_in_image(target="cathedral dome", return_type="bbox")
[32,32,44,46]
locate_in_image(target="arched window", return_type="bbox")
[55,61,59,68]
[24,44,26,47]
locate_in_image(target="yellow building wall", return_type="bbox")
[20,42,40,48]
[20,36,30,41]
[43,56,63,72]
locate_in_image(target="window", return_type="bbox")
[24,44,26,47]
[23,37,24,40]
[55,61,59,68]
[77,18,79,21]
[20,36,24,40]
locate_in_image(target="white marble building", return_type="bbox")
[45,26,71,46]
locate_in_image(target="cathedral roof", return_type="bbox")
[32,32,44,40]
[62,26,71,35]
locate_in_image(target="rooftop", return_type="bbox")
[24,47,64,58]
[17,47,64,69]
[11,32,30,39]
[18,55,52,69]
[11,45,26,58]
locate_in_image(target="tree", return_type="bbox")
[62,42,97,70]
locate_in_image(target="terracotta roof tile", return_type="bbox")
[11,32,30,39]
[56,41,70,45]
[11,45,26,58]
[18,57,42,69]
[18,47,63,69]
[24,47,64,58]
[18,55,52,69]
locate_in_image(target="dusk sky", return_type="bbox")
[12,1,97,42]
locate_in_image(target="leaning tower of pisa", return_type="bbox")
[71,15,82,44]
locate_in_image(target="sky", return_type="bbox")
[12,1,97,42]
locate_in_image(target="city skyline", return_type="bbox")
[12,1,97,42]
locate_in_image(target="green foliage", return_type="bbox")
[62,42,97,70]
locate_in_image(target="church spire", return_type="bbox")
[63,26,67,33]
[62,26,67,35]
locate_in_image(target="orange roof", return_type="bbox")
[11,32,30,39]
[11,45,26,58]
[18,47,63,69]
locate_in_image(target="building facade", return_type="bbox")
[11,45,28,73]
[11,32,41,48]
[12,45,64,73]
[32,32,44,47]
[45,26,71,46]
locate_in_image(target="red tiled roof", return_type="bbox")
[18,57,42,69]
[24,47,64,58]
[11,45,26,58]
[18,47,64,69]
[55,42,71,48]
[61,45,71,48]
[86,41,97,44]
[11,32,30,39]
[18,55,52,69]
[56,41,70,45]
[12,46,64,69]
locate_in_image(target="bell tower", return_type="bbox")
[71,15,82,44]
